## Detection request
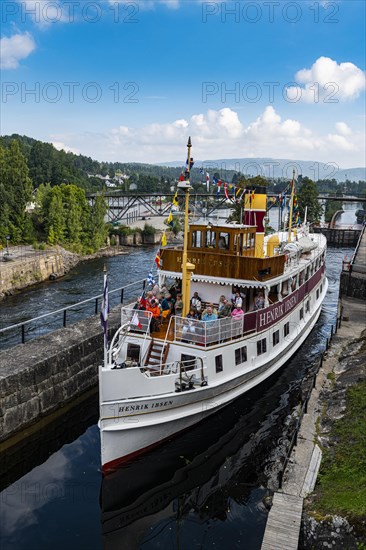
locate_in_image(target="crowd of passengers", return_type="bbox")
[134,281,265,333]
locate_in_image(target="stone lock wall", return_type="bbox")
[0,309,121,442]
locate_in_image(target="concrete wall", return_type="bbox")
[0,248,75,296]
[0,308,121,442]
[340,271,366,300]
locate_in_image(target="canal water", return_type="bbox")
[0,244,352,550]
[0,206,359,550]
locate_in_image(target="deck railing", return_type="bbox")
[173,314,253,347]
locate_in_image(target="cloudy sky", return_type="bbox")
[1,0,365,168]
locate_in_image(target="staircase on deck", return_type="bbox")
[144,339,170,374]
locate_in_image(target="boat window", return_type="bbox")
[284,322,290,337]
[235,346,247,365]
[306,300,310,312]
[181,354,196,370]
[273,330,280,346]
[215,354,223,373]
[127,343,140,362]
[257,338,267,356]
[218,232,230,250]
[300,307,304,320]
[191,231,202,248]
[320,284,322,293]
[316,289,319,299]
[299,271,304,285]
[205,230,216,248]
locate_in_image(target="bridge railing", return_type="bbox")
[0,279,146,351]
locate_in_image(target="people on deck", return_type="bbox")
[218,298,232,318]
[174,294,184,317]
[254,292,265,310]
[202,306,218,322]
[147,299,161,333]
[190,291,202,313]
[231,306,244,318]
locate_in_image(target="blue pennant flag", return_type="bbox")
[100,272,109,349]
[147,271,155,286]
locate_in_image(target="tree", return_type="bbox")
[88,194,108,251]
[0,140,33,244]
[297,177,323,224]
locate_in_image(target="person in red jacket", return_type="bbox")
[147,299,161,333]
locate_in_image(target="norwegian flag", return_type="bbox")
[131,311,142,330]
[224,182,229,200]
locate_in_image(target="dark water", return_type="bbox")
[0,242,352,550]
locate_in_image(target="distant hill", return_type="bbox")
[160,157,366,182]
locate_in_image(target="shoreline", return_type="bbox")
[0,244,129,299]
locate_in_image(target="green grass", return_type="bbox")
[314,381,366,519]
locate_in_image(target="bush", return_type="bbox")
[142,223,156,236]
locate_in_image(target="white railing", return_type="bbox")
[173,315,244,347]
[144,357,207,390]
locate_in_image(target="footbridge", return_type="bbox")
[88,192,366,225]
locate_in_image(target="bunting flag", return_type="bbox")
[167,211,174,228]
[154,252,161,269]
[148,270,156,285]
[213,177,222,197]
[178,173,185,182]
[161,231,167,247]
[172,191,178,206]
[224,182,229,200]
[186,158,194,170]
[100,272,109,349]
[131,311,142,330]
[206,172,210,192]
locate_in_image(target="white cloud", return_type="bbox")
[335,122,351,136]
[52,141,79,155]
[286,56,366,103]
[52,106,365,167]
[0,32,36,69]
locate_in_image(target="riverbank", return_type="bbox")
[267,295,366,549]
[0,244,128,299]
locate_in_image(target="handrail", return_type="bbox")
[0,278,146,333]
[350,223,365,271]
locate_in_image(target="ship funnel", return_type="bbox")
[244,186,267,258]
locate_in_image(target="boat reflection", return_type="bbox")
[100,367,304,550]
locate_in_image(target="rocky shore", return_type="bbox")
[0,244,128,299]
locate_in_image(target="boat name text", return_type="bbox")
[118,400,173,414]
[258,294,298,329]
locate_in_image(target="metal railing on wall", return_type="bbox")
[0,279,146,351]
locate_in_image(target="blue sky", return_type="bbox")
[1,0,365,168]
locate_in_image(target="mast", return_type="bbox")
[288,169,296,243]
[179,137,195,317]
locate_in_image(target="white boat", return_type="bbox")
[99,138,327,474]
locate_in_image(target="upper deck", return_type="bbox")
[160,222,286,282]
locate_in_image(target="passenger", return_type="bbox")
[218,236,227,249]
[254,292,265,310]
[201,306,218,322]
[218,298,232,318]
[190,291,202,313]
[152,283,161,298]
[174,294,184,317]
[161,296,171,318]
[231,305,244,318]
[233,291,243,309]
[147,299,161,333]
[218,295,226,313]
[201,303,218,318]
